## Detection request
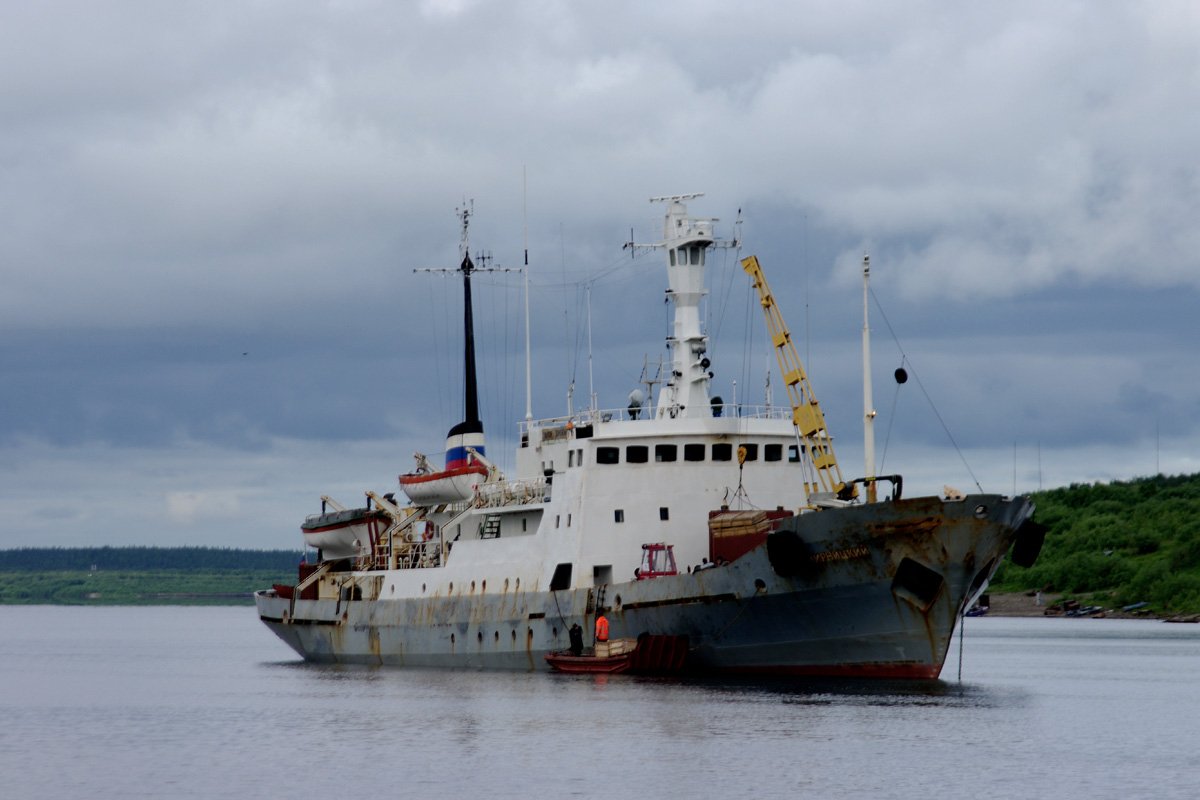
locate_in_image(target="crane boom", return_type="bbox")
[741,255,856,504]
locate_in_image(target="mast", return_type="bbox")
[414,202,516,470]
[461,252,480,427]
[624,194,738,419]
[862,254,877,503]
[523,169,532,423]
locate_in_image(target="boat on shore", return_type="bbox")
[256,195,1044,678]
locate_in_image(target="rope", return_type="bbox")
[870,287,984,493]
[957,607,965,683]
[879,358,904,473]
[689,589,757,651]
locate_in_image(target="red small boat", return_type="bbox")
[544,651,637,674]
[544,634,689,674]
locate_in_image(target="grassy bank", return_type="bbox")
[0,547,302,605]
[991,472,1200,614]
[0,569,293,605]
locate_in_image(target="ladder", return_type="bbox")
[480,514,501,539]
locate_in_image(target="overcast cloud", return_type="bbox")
[2,1,1197,549]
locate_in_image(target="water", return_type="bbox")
[3,607,1199,799]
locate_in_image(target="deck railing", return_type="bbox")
[518,404,790,437]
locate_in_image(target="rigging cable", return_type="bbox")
[879,355,905,473]
[870,286,984,493]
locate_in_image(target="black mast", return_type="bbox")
[447,203,482,439]
[458,252,481,431]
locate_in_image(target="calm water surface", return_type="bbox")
[2,606,1198,798]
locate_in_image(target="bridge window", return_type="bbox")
[712,443,732,461]
[660,507,669,521]
[684,443,705,461]
[597,447,619,464]
[740,443,759,461]
[789,444,802,463]
[655,444,677,462]
[614,509,625,523]
[765,444,783,462]
[626,445,649,463]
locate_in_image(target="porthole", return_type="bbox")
[974,504,988,518]
[552,627,558,638]
[615,594,622,608]
[494,631,499,641]
[512,629,517,640]
[754,578,767,592]
[451,633,456,644]
[478,631,483,643]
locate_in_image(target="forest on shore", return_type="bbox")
[991,472,1200,614]
[3,472,1199,611]
[0,547,302,605]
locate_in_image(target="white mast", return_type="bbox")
[587,281,596,413]
[862,254,877,503]
[624,194,738,419]
[523,168,532,423]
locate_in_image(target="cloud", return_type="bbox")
[0,1,1197,547]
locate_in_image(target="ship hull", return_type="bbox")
[257,494,1035,678]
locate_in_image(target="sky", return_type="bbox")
[2,0,1198,550]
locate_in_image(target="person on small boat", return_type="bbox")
[595,613,609,644]
[568,623,584,656]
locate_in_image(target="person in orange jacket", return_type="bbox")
[595,613,609,643]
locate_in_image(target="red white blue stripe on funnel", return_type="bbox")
[445,431,485,470]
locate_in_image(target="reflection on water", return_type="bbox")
[3,606,1199,799]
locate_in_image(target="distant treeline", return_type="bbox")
[0,546,304,573]
[993,471,1200,613]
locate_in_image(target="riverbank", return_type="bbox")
[985,591,1200,622]
[0,570,284,605]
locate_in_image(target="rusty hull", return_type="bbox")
[256,493,1033,678]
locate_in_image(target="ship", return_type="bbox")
[256,194,1044,678]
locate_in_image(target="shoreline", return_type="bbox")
[984,591,1200,622]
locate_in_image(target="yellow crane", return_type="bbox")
[741,255,857,505]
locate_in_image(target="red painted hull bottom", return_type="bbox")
[721,663,942,680]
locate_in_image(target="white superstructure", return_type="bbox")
[322,196,812,601]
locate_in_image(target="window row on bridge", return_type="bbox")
[593,442,802,465]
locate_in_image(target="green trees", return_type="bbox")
[0,546,302,572]
[992,473,1200,613]
[0,547,304,605]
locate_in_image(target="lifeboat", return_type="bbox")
[301,506,390,560]
[399,463,488,505]
[399,422,490,506]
